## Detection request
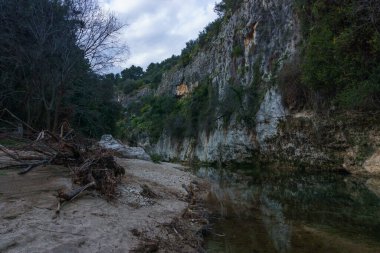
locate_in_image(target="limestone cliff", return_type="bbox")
[129,0,380,174]
[148,0,298,162]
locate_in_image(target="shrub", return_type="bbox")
[150,154,162,163]
[232,45,244,57]
[296,0,380,110]
[278,60,310,111]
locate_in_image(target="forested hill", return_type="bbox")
[115,0,380,170]
[0,0,124,137]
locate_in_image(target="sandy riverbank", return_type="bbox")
[0,158,209,253]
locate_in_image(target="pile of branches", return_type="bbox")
[0,112,125,202]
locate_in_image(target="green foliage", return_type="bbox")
[214,0,244,17]
[68,73,122,137]
[297,0,380,109]
[121,65,144,80]
[116,55,180,94]
[0,0,122,136]
[198,18,223,47]
[122,79,145,95]
[232,45,244,57]
[278,60,310,110]
[150,154,162,163]
[120,78,218,143]
[122,95,177,143]
[144,55,179,88]
[179,18,223,67]
[181,80,217,136]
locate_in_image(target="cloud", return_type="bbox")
[101,0,219,70]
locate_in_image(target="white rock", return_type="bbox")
[363,148,380,174]
[99,135,151,161]
[256,88,287,149]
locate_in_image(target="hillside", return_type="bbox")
[118,0,380,174]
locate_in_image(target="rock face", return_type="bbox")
[99,135,151,161]
[153,126,256,163]
[127,0,380,173]
[256,88,288,149]
[148,0,299,162]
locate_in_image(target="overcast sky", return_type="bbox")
[100,0,219,71]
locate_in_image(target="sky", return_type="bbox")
[100,0,219,71]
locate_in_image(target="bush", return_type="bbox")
[278,60,310,111]
[150,154,162,163]
[122,79,144,95]
[296,0,380,110]
[232,45,244,57]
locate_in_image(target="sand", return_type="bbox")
[0,158,207,253]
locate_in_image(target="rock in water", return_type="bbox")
[99,135,151,161]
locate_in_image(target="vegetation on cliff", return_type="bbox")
[295,0,380,110]
[116,0,252,144]
[116,0,380,163]
[118,79,217,144]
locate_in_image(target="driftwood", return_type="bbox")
[58,181,96,201]
[140,184,159,198]
[55,181,97,215]
[18,160,48,175]
[0,112,125,202]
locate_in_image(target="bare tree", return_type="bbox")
[68,0,128,71]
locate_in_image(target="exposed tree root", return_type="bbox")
[0,113,126,202]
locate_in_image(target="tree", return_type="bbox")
[0,0,126,132]
[214,0,244,17]
[121,65,144,80]
[68,0,127,71]
[298,0,380,109]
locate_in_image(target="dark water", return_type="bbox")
[193,166,380,253]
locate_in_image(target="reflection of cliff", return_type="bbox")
[201,167,380,252]
[260,191,291,253]
[200,167,294,252]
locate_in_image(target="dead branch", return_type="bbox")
[140,184,159,198]
[0,144,22,161]
[55,182,96,216]
[58,181,96,202]
[18,155,56,175]
[1,108,38,133]
[18,162,45,175]
[1,122,125,200]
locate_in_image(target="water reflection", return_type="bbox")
[194,166,380,253]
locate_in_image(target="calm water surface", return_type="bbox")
[192,166,380,253]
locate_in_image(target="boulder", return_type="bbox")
[363,148,380,174]
[99,135,151,161]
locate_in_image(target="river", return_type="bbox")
[191,165,380,253]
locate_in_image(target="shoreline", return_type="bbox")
[0,158,210,253]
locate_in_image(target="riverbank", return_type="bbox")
[0,158,209,252]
